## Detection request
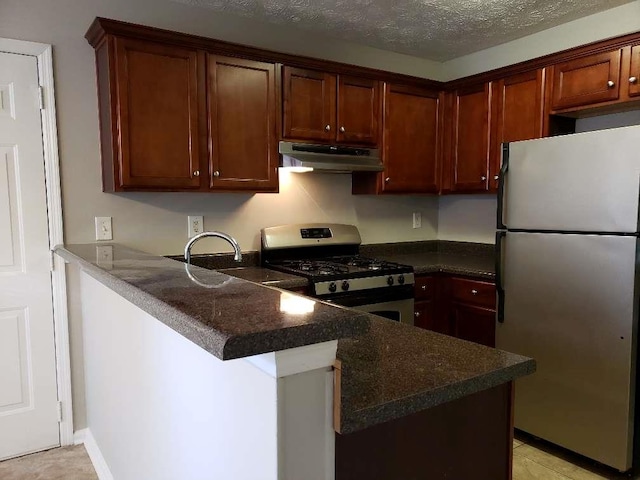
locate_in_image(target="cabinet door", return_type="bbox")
[629,45,640,97]
[208,55,278,191]
[114,38,202,189]
[282,67,336,142]
[451,303,496,348]
[337,76,379,146]
[382,84,441,193]
[551,50,622,110]
[490,70,545,191]
[450,83,491,192]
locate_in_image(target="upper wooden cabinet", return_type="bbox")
[208,56,279,191]
[381,84,442,193]
[629,45,640,97]
[447,83,492,193]
[550,50,622,110]
[104,37,204,191]
[489,69,545,191]
[282,66,380,146]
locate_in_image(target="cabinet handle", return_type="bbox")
[607,80,615,88]
[494,175,499,181]
[414,311,421,317]
[193,170,200,177]
[340,126,345,133]
[385,177,390,183]
[421,285,427,291]
[630,77,638,84]
[213,170,220,177]
[481,176,487,181]
[471,289,478,295]
[325,124,331,131]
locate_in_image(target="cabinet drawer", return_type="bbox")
[414,276,436,300]
[450,277,496,309]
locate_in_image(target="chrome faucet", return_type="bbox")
[184,231,243,265]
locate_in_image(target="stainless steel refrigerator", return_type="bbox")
[496,125,640,472]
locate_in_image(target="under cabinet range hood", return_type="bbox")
[279,141,383,173]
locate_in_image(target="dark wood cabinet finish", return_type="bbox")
[336,76,379,146]
[448,83,492,193]
[451,303,496,348]
[449,277,497,310]
[490,69,545,191]
[208,55,279,191]
[629,45,640,97]
[336,382,513,480]
[282,67,336,142]
[282,66,380,146]
[550,50,623,110]
[106,37,204,191]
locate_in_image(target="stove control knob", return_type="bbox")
[341,281,350,291]
[329,282,337,293]
[398,274,405,285]
[387,276,394,286]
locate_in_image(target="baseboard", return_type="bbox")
[73,428,114,480]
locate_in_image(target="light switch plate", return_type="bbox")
[188,216,204,238]
[412,212,422,229]
[95,216,112,241]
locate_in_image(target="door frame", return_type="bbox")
[0,38,73,447]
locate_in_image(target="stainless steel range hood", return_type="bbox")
[279,141,383,173]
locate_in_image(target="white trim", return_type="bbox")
[79,429,114,480]
[246,340,338,378]
[0,39,73,446]
[73,429,87,446]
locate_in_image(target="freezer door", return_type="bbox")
[496,232,638,471]
[501,125,640,233]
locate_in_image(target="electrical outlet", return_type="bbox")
[95,216,112,241]
[96,245,114,269]
[412,212,422,229]
[188,216,204,238]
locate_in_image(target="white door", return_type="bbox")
[0,51,59,460]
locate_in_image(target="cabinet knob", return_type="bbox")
[494,175,499,181]
[213,170,220,177]
[193,170,200,177]
[630,76,638,84]
[414,311,421,317]
[481,176,487,181]
[471,289,478,295]
[421,285,427,291]
[385,177,390,183]
[607,80,615,88]
[325,124,331,131]
[340,126,346,133]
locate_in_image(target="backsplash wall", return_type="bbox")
[437,195,497,244]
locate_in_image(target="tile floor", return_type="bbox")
[0,445,97,480]
[0,436,637,479]
[513,434,638,479]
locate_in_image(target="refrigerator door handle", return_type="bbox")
[495,230,506,323]
[497,143,510,230]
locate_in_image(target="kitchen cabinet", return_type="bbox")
[208,55,279,191]
[629,45,640,97]
[490,69,545,191]
[550,50,623,110]
[282,66,379,146]
[101,37,205,191]
[414,275,496,347]
[446,83,492,193]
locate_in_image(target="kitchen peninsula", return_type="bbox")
[57,243,534,480]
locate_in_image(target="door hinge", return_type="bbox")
[38,86,44,110]
[57,401,63,422]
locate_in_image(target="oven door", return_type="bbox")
[321,286,415,325]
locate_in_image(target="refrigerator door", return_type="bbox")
[496,232,639,471]
[501,125,640,233]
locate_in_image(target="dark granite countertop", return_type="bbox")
[216,266,308,289]
[335,317,535,434]
[378,252,495,280]
[56,244,369,360]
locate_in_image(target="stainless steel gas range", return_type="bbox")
[261,224,415,324]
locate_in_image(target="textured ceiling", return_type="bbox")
[171,0,635,61]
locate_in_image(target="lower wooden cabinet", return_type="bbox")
[414,275,496,347]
